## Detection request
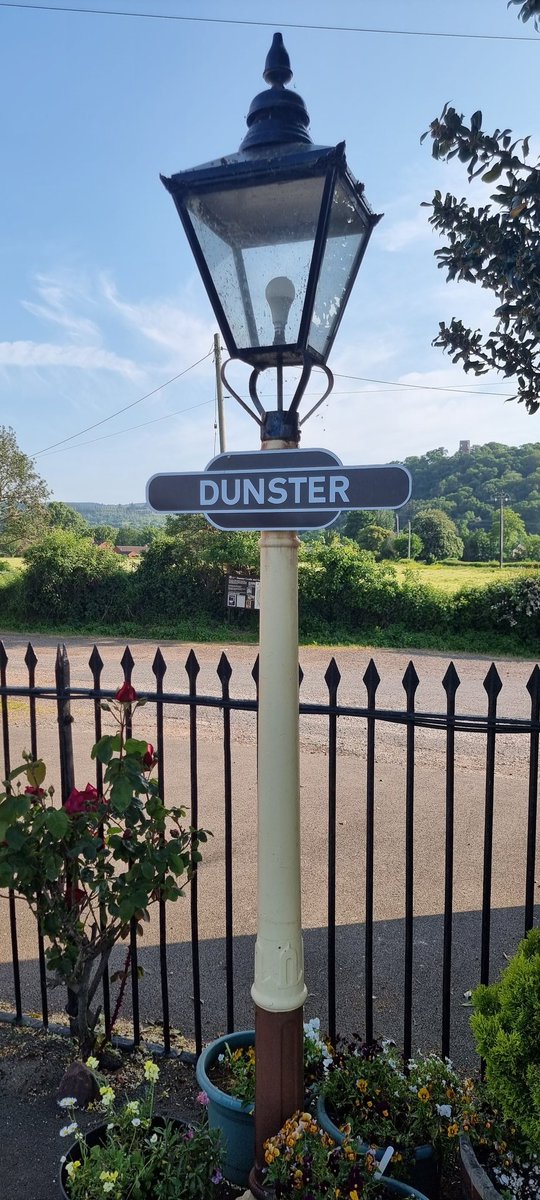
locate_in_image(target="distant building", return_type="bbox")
[115,545,147,557]
[459,440,471,455]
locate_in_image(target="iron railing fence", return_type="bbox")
[0,640,538,1062]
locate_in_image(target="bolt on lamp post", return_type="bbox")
[161,32,380,1194]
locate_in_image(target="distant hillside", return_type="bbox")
[401,442,540,535]
[69,502,167,529]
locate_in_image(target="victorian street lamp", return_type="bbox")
[161,32,380,1194]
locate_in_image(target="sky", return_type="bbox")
[1,0,539,504]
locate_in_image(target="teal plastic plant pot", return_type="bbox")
[195,1029,255,1188]
[381,1180,431,1199]
[316,1094,439,1200]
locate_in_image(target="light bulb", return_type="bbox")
[265,276,295,344]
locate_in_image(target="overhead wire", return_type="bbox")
[30,348,213,457]
[0,2,539,42]
[36,396,214,457]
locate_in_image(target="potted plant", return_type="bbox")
[459,928,540,1198]
[263,1110,431,1199]
[195,1017,333,1187]
[0,683,210,1056]
[316,1039,464,1198]
[58,1057,230,1199]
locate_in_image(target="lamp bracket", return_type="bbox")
[220,354,334,431]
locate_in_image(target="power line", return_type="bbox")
[333,373,515,398]
[30,349,212,456]
[36,396,214,457]
[1,2,538,43]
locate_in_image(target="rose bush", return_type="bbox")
[0,685,210,1055]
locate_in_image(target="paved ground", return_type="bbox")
[0,633,537,1200]
[1,633,537,1048]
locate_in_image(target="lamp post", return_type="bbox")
[161,32,380,1193]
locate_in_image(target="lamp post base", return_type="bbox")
[249,1003,304,1199]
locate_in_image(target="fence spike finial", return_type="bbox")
[24,642,38,672]
[526,663,540,705]
[442,661,460,697]
[217,652,233,685]
[120,645,135,679]
[185,648,200,682]
[152,647,167,683]
[324,656,341,692]
[88,644,104,680]
[363,657,381,695]
[402,660,420,699]
[483,662,503,699]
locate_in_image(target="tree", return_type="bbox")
[489,506,527,559]
[91,522,117,544]
[422,105,540,412]
[413,509,464,563]
[342,509,395,539]
[393,531,423,560]
[48,500,90,537]
[0,426,50,553]
[355,524,395,557]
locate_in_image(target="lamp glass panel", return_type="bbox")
[307,177,370,360]
[185,175,325,350]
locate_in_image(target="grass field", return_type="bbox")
[391,560,540,593]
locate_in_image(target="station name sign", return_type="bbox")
[147,449,411,532]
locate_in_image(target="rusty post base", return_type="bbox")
[249,1004,304,1200]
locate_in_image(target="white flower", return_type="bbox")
[58,1096,77,1109]
[436,1103,452,1119]
[103,1185,115,1195]
[149,1133,158,1144]
[131,1118,141,1127]
[107,1123,114,1130]
[125,1101,139,1115]
[86,1056,99,1070]
[60,1123,78,1138]
[218,1053,224,1062]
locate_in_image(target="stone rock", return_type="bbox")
[56,1061,100,1109]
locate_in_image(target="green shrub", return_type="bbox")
[22,531,131,625]
[134,524,259,621]
[471,928,540,1148]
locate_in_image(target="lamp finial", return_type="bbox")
[240,32,311,151]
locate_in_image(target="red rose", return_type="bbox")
[66,885,87,908]
[115,682,137,703]
[25,786,45,798]
[65,783,101,815]
[142,743,156,769]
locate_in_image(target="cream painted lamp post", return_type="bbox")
[161,32,380,1193]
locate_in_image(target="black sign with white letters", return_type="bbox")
[147,449,411,532]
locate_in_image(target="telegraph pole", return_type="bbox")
[214,333,227,453]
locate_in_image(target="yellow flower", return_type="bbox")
[418,1087,430,1103]
[66,1162,81,1178]
[143,1060,160,1083]
[447,1124,459,1138]
[100,1172,119,1183]
[85,1056,99,1070]
[356,1079,368,1093]
[349,1191,359,1200]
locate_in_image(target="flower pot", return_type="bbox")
[195,1029,254,1188]
[316,1093,440,1200]
[379,1183,431,1199]
[59,1117,179,1199]
[459,1134,502,1200]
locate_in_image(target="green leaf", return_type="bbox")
[91,734,121,764]
[45,808,70,838]
[482,163,504,183]
[0,794,31,840]
[124,738,151,757]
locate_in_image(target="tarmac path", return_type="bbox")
[0,632,538,1058]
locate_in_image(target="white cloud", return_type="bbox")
[101,276,213,363]
[21,274,100,342]
[0,339,139,376]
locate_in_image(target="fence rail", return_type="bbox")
[0,640,538,1062]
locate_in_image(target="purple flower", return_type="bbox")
[197,1090,209,1106]
[211,1169,223,1184]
